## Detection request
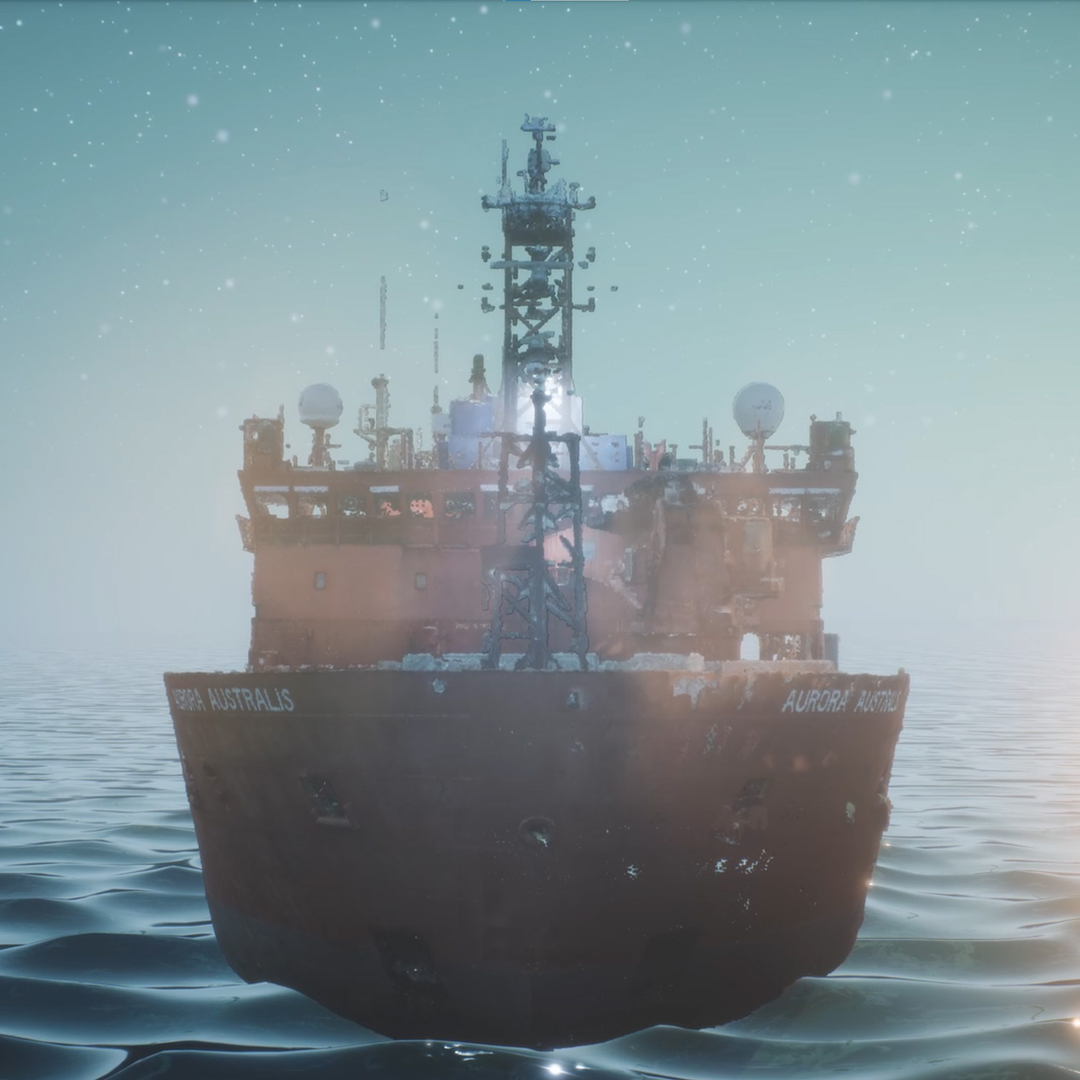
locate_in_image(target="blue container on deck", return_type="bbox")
[447,434,499,470]
[450,398,495,437]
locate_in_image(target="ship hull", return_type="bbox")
[164,665,906,1048]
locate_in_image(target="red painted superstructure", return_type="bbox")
[239,436,859,670]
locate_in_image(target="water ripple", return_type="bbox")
[1,636,1079,1078]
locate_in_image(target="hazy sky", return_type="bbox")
[2,0,1078,649]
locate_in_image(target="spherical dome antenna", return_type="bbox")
[298,383,343,429]
[733,382,784,440]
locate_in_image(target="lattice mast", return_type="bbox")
[482,384,588,672]
[481,115,596,435]
[480,118,593,671]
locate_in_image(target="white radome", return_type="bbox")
[733,382,784,440]
[298,383,343,428]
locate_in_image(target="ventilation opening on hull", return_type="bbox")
[299,774,354,828]
[197,760,231,810]
[519,816,555,849]
[734,777,771,810]
[370,928,447,1001]
[875,774,893,828]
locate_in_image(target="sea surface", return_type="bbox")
[2,632,1080,1080]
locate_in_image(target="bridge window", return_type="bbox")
[298,496,328,517]
[338,494,366,518]
[314,572,326,590]
[255,492,289,519]
[376,493,401,517]
[444,492,476,520]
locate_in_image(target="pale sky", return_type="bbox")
[2,1,1077,648]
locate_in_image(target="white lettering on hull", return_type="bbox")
[170,688,207,713]
[171,687,295,713]
[780,686,901,715]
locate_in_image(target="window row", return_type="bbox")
[255,490,498,521]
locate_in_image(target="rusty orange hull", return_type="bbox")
[165,665,907,1048]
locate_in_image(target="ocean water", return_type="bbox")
[2,634,1079,1080]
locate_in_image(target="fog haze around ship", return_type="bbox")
[1,0,1077,650]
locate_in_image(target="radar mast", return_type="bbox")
[481,115,597,435]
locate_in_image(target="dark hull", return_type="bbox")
[165,665,907,1048]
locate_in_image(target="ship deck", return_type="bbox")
[241,653,841,676]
